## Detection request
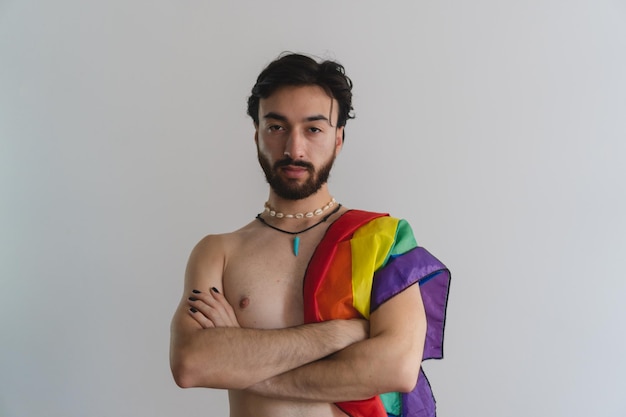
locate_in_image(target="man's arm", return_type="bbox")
[169,234,368,390]
[247,283,427,402]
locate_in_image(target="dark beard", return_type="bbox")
[257,151,335,200]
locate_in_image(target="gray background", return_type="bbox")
[1,1,625,416]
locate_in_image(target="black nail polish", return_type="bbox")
[189,307,198,313]
[192,289,201,294]
[211,287,220,294]
[188,297,198,301]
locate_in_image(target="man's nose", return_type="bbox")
[284,129,306,160]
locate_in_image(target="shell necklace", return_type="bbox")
[256,203,342,256]
[263,197,337,219]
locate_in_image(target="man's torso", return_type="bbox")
[215,211,348,416]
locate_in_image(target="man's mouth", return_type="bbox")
[280,165,309,178]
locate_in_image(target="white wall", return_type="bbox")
[1,1,625,416]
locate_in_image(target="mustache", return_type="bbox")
[274,157,314,171]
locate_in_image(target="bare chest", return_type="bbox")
[222,230,324,329]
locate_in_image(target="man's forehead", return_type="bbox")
[259,85,337,122]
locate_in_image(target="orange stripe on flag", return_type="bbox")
[315,241,360,320]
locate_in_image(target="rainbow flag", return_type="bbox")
[303,210,451,417]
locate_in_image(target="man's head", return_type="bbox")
[249,54,355,201]
[247,53,354,142]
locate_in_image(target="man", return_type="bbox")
[170,53,450,417]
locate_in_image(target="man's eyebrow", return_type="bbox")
[305,114,330,123]
[263,112,288,122]
[262,112,331,124]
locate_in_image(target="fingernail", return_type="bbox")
[188,297,198,301]
[192,289,201,294]
[189,307,198,313]
[211,287,220,294]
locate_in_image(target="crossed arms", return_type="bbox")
[169,235,427,403]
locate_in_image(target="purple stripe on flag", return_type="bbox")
[371,247,451,360]
[371,246,451,417]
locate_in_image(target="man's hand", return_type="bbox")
[187,287,240,328]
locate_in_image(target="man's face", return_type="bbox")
[255,85,344,200]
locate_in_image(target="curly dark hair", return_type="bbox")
[247,53,355,141]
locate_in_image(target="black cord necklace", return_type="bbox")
[256,204,342,256]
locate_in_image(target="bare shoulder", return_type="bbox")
[190,221,258,261]
[185,221,258,291]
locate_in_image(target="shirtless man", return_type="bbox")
[170,53,447,417]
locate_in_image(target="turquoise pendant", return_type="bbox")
[293,236,300,256]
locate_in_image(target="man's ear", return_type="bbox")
[335,126,344,154]
[254,124,259,144]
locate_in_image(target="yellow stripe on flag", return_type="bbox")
[350,217,399,318]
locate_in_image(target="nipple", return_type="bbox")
[239,297,250,309]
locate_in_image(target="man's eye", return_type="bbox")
[309,127,322,133]
[268,125,284,132]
